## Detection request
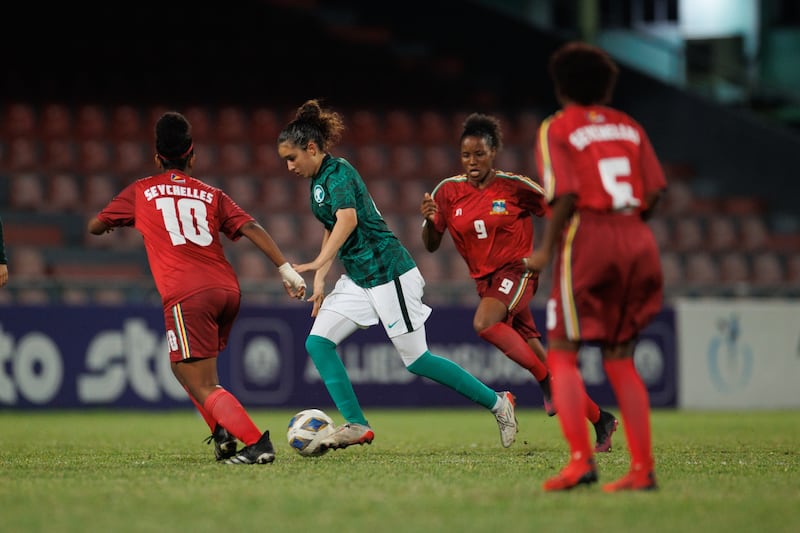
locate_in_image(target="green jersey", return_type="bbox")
[309,155,416,288]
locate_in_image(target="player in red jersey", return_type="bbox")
[88,111,307,465]
[524,42,666,491]
[421,113,617,451]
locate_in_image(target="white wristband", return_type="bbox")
[278,262,306,290]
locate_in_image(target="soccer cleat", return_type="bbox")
[602,468,657,492]
[543,456,598,491]
[593,410,618,453]
[204,424,238,461]
[223,430,275,465]
[319,423,375,451]
[494,391,518,448]
[540,375,557,417]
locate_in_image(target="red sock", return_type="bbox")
[479,323,548,381]
[603,358,653,470]
[203,388,262,446]
[183,386,217,432]
[584,392,600,424]
[548,349,592,460]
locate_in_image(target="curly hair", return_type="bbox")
[278,99,345,152]
[461,113,503,151]
[549,41,619,106]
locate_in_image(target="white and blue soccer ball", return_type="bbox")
[287,408,336,457]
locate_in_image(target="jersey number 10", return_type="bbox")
[156,197,213,247]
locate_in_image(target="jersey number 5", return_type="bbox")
[156,197,213,246]
[598,157,641,210]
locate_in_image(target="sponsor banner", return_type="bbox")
[676,299,800,409]
[0,305,675,409]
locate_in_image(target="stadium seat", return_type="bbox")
[739,215,770,251]
[718,252,751,284]
[75,103,109,140]
[660,251,684,287]
[39,102,73,140]
[3,102,38,138]
[648,217,672,251]
[684,251,718,285]
[113,140,151,179]
[249,107,282,145]
[706,214,738,252]
[387,145,422,180]
[42,138,78,173]
[368,178,399,214]
[78,140,113,175]
[418,110,451,145]
[383,109,416,145]
[224,175,260,211]
[217,143,252,177]
[419,145,458,178]
[672,217,705,252]
[46,173,83,213]
[8,246,49,280]
[184,106,214,142]
[751,251,785,286]
[354,144,389,179]
[7,138,40,172]
[252,143,285,177]
[345,109,381,146]
[216,106,249,143]
[9,172,46,211]
[110,104,146,141]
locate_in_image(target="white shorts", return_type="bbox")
[315,267,432,339]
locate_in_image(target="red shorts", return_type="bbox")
[475,262,541,340]
[548,211,663,344]
[163,288,241,362]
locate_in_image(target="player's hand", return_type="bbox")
[522,250,550,272]
[307,291,325,317]
[420,192,437,222]
[278,262,307,300]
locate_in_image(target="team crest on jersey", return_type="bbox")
[170,173,186,183]
[586,110,606,123]
[313,184,326,203]
[491,199,508,215]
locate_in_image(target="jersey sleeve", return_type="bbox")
[97,183,137,227]
[535,116,577,203]
[517,177,548,217]
[430,181,450,233]
[218,190,255,241]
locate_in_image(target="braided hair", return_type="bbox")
[155,111,194,169]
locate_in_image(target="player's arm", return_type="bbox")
[420,192,443,252]
[87,217,111,235]
[239,220,305,298]
[523,193,576,273]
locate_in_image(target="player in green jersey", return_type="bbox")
[278,99,519,450]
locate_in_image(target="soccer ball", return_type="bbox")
[287,408,336,457]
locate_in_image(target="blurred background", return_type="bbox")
[2,0,800,307]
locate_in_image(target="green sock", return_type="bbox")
[305,335,369,426]
[407,351,497,409]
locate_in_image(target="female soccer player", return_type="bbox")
[278,99,518,450]
[89,111,307,465]
[421,112,617,452]
[525,42,666,491]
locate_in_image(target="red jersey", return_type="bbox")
[97,171,253,307]
[430,171,547,279]
[535,105,666,213]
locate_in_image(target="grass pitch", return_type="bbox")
[1,408,797,533]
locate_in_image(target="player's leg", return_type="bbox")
[601,342,657,491]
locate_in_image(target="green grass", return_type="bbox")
[1,408,798,533]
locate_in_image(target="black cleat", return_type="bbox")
[593,410,618,453]
[224,430,275,465]
[205,424,238,461]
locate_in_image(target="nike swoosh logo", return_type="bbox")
[387,320,400,328]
